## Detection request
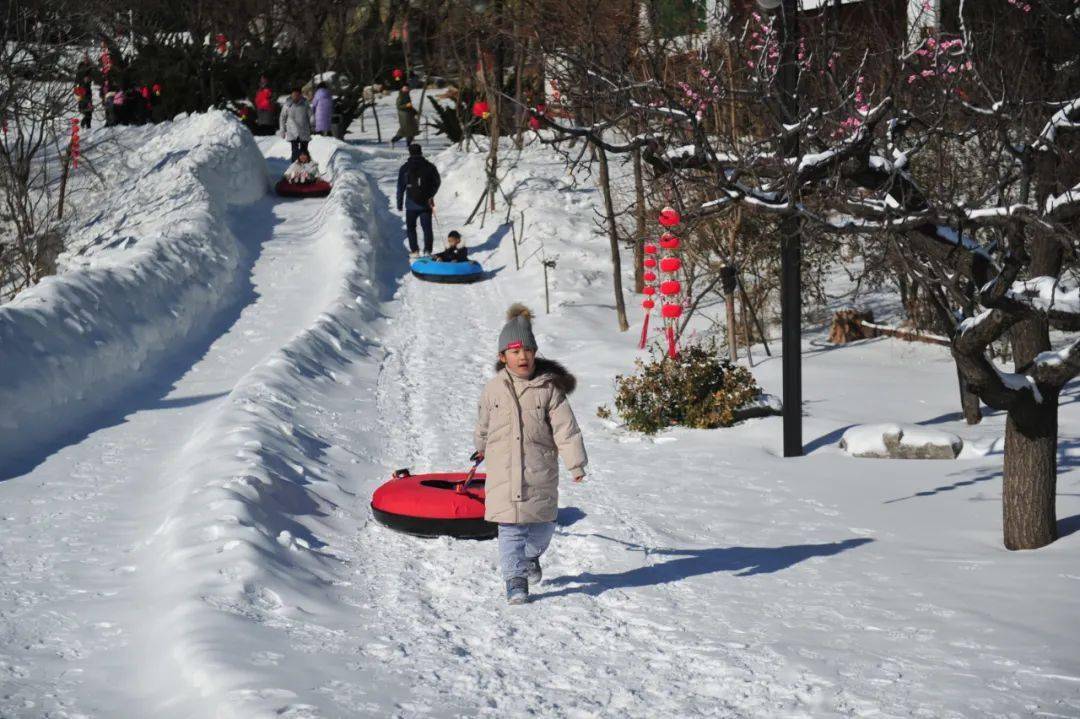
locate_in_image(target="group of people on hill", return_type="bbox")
[73,40,164,128]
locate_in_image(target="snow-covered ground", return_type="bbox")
[1,94,1078,718]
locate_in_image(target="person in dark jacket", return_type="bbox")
[396,143,441,258]
[434,231,468,262]
[75,78,93,129]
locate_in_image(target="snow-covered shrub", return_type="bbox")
[612,341,760,434]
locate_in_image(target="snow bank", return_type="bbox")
[0,112,267,466]
[149,140,387,717]
[840,423,963,459]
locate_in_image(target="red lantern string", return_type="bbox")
[639,243,660,349]
[656,208,684,358]
[69,118,80,169]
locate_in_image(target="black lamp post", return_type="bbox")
[759,0,803,457]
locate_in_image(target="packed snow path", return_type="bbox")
[1,97,1078,718]
[0,138,354,715]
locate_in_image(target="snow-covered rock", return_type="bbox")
[0,112,268,466]
[839,423,963,459]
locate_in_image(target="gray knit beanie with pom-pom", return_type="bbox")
[498,303,537,353]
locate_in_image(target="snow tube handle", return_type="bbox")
[456,458,483,494]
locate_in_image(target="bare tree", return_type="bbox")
[522,0,1080,548]
[0,0,91,300]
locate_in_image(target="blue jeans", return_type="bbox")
[498,522,556,581]
[405,208,433,254]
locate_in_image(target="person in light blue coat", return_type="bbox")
[312,82,333,136]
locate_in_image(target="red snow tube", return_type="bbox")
[275,178,332,198]
[371,469,496,539]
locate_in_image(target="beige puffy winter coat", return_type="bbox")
[474,359,588,524]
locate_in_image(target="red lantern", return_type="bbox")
[644,258,657,268]
[659,233,681,250]
[393,68,404,81]
[472,100,491,119]
[658,207,681,227]
[643,271,657,282]
[642,299,655,310]
[152,83,162,95]
[660,280,681,296]
[660,257,682,273]
[644,244,658,255]
[662,303,683,319]
[643,286,656,296]
[528,115,541,130]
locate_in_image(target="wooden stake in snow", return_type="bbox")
[512,210,524,271]
[542,258,556,314]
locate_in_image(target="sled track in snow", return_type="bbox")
[339,149,815,718]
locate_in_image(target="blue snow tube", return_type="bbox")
[410,257,485,284]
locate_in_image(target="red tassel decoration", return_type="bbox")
[666,325,678,358]
[639,311,650,349]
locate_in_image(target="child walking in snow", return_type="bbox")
[474,304,588,605]
[284,150,319,184]
[434,230,468,262]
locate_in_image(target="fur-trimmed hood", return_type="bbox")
[494,357,577,395]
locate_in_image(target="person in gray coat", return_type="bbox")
[391,85,419,146]
[279,87,313,161]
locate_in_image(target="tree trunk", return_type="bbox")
[632,144,646,293]
[596,144,629,332]
[1004,313,1058,549]
[1002,223,1062,548]
[957,368,982,424]
[1003,396,1059,550]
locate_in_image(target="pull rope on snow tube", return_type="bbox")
[370,460,496,539]
[410,256,485,284]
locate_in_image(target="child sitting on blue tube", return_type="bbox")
[434,230,468,262]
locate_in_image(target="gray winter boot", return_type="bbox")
[505,577,528,605]
[525,557,542,584]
